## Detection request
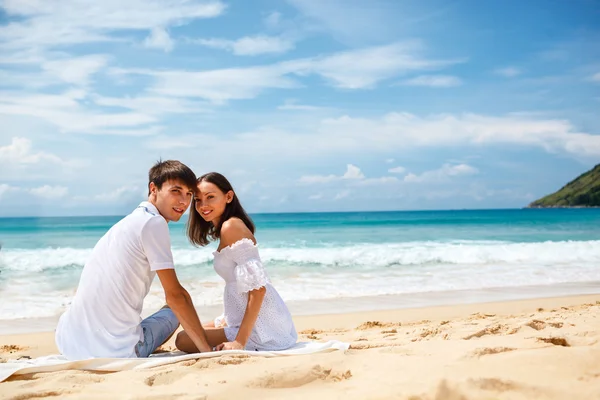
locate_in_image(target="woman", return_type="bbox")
[176,172,297,352]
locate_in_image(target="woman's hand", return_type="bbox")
[216,340,245,351]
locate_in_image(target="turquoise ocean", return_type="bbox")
[1,209,600,325]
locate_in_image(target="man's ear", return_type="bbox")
[149,182,157,196]
[226,190,234,204]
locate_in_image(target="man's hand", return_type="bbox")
[216,341,245,351]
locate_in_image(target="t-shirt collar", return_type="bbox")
[137,201,160,217]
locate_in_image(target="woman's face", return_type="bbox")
[195,180,233,225]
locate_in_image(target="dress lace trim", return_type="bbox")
[213,237,257,256]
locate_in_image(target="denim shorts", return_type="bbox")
[134,307,180,358]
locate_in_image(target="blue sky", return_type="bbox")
[0,0,599,217]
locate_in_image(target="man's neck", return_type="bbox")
[147,197,168,223]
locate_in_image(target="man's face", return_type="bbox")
[149,179,193,222]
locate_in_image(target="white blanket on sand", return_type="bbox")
[0,340,349,383]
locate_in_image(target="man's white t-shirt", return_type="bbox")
[55,202,175,359]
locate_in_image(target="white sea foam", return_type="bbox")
[2,240,600,271]
[1,240,600,319]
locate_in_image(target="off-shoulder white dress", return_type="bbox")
[212,238,297,351]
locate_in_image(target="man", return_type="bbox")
[56,160,212,359]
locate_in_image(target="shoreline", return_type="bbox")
[2,281,600,336]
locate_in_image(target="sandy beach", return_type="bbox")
[1,294,599,399]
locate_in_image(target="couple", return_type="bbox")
[55,160,297,360]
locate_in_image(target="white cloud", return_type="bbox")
[264,11,283,29]
[310,112,600,157]
[115,65,298,104]
[355,177,399,186]
[145,135,200,150]
[299,174,338,184]
[94,186,141,203]
[287,42,465,89]
[286,0,394,44]
[194,35,295,55]
[0,137,64,165]
[400,75,462,88]
[146,112,600,160]
[0,184,19,199]
[0,92,159,135]
[114,41,463,102]
[41,55,109,86]
[143,27,174,52]
[29,185,69,199]
[590,72,600,82]
[277,99,325,111]
[388,166,406,174]
[0,0,226,50]
[238,181,257,194]
[342,164,364,179]
[300,164,364,183]
[93,95,209,115]
[278,103,322,111]
[0,54,108,89]
[494,67,522,78]
[404,163,478,183]
[334,190,350,200]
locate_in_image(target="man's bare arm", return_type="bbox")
[156,269,212,353]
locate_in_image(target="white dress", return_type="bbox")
[212,238,297,351]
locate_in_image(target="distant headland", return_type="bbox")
[527,164,600,208]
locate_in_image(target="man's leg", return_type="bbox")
[135,306,180,358]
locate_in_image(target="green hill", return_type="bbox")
[528,164,600,207]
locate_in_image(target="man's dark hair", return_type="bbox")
[148,160,197,195]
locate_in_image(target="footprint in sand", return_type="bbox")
[468,377,551,397]
[183,355,253,371]
[17,371,107,391]
[144,370,191,387]
[356,321,400,330]
[469,377,522,391]
[0,345,28,354]
[217,355,254,366]
[462,324,519,340]
[379,346,413,355]
[350,341,404,350]
[537,337,570,347]
[407,380,470,400]
[299,329,324,335]
[467,347,516,358]
[64,371,106,384]
[525,320,547,331]
[248,365,352,389]
[132,394,207,400]
[3,389,68,400]
[526,319,564,330]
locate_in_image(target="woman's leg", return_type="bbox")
[175,328,228,353]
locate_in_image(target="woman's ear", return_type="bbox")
[226,190,234,204]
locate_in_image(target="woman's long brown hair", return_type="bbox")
[187,172,255,247]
